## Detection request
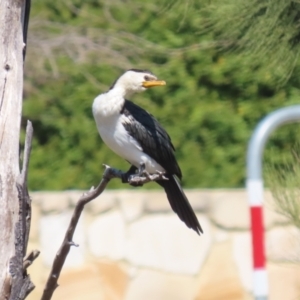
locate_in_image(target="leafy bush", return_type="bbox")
[23,0,300,190]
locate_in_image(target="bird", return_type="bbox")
[92,69,203,235]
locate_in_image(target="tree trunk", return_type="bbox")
[0,0,27,298]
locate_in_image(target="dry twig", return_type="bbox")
[41,165,167,300]
[23,250,40,271]
[9,121,35,300]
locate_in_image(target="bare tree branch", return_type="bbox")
[9,121,35,300]
[0,0,27,295]
[41,165,167,300]
[21,0,31,60]
[23,250,40,271]
[19,120,34,257]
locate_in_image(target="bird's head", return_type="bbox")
[112,69,166,97]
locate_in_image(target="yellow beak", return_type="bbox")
[142,80,166,88]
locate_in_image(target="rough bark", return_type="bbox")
[0,0,30,298]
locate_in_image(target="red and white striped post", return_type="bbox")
[246,179,267,299]
[246,105,300,300]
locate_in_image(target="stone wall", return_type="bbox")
[27,189,300,300]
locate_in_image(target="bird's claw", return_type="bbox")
[141,170,151,180]
[128,170,168,185]
[128,174,145,186]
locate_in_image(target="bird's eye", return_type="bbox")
[144,75,152,81]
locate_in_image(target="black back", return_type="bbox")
[121,100,182,178]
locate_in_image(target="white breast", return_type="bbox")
[92,94,164,174]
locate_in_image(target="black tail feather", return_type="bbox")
[157,175,203,235]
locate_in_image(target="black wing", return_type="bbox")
[121,100,182,178]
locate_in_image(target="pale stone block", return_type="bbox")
[85,191,116,214]
[143,190,171,212]
[52,260,128,300]
[63,190,89,205]
[118,191,145,222]
[268,262,300,300]
[196,239,248,300]
[32,190,116,214]
[210,190,250,229]
[214,228,230,243]
[185,189,211,211]
[264,190,292,227]
[88,210,126,260]
[26,241,47,300]
[32,192,70,212]
[95,260,129,298]
[266,226,300,261]
[144,189,209,212]
[125,269,197,300]
[209,189,290,230]
[40,211,85,267]
[105,189,164,212]
[125,213,211,275]
[30,201,41,242]
[232,232,252,292]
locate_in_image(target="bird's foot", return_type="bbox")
[128,170,168,185]
[127,163,146,186]
[122,163,168,186]
[141,170,166,181]
[122,164,144,187]
[128,173,145,186]
[121,165,137,183]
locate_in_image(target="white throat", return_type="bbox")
[92,87,125,118]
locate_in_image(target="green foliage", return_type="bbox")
[23,0,300,190]
[203,0,300,82]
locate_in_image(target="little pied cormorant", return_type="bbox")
[92,69,203,235]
